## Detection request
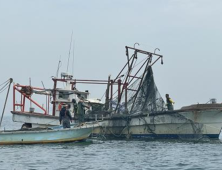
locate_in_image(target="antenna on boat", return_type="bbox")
[41,81,49,114]
[29,77,32,109]
[56,56,62,78]
[72,40,75,77]
[66,31,73,73]
[41,81,45,89]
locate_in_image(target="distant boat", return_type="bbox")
[0,123,97,145]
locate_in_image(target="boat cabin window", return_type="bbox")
[91,103,104,112]
[59,91,70,99]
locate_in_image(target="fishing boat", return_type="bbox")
[0,78,97,145]
[0,123,97,145]
[10,46,222,139]
[91,104,222,139]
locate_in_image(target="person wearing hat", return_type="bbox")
[165,94,175,111]
[59,104,72,128]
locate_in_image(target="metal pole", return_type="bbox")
[113,54,134,83]
[48,95,50,115]
[110,80,113,111]
[52,79,57,116]
[0,78,13,128]
[29,78,32,109]
[118,79,122,103]
[126,46,163,57]
[125,83,128,112]
[105,75,111,110]
[13,84,15,111]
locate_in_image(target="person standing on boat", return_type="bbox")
[59,105,72,128]
[72,99,78,117]
[165,94,175,111]
[77,97,89,123]
[67,103,73,116]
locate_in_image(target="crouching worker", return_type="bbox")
[59,105,72,128]
[165,94,175,111]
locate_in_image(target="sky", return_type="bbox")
[0,0,222,116]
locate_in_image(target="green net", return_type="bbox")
[114,66,165,114]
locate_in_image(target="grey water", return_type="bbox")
[1,115,222,170]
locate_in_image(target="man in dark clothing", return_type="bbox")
[77,99,89,123]
[72,99,78,116]
[165,94,175,111]
[59,105,72,128]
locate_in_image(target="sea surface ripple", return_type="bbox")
[0,116,222,170]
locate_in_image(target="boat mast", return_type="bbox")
[0,78,13,128]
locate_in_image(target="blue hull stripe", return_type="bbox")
[93,133,220,139]
[131,134,219,139]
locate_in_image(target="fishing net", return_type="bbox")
[110,66,208,140]
[110,65,208,140]
[114,66,165,114]
[169,113,205,140]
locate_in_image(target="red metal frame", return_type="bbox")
[13,84,48,114]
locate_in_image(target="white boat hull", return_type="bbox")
[94,109,222,139]
[12,111,59,127]
[0,124,95,145]
[11,108,222,139]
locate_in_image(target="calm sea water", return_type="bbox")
[1,115,222,170]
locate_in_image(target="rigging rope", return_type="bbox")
[0,82,10,93]
[0,79,10,87]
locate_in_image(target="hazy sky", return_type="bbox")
[1,0,222,115]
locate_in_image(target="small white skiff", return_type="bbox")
[0,123,98,145]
